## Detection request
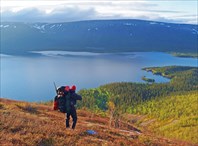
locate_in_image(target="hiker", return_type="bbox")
[66,85,82,129]
[53,85,82,130]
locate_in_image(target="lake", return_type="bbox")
[1,51,197,102]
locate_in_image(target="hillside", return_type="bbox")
[0,98,195,146]
[1,19,197,55]
[130,91,198,144]
[76,66,198,145]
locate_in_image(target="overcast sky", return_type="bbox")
[1,0,197,24]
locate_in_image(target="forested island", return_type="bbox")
[141,76,155,83]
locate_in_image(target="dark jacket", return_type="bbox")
[70,91,82,107]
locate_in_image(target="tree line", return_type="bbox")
[77,66,198,113]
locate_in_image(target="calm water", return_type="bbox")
[1,52,197,102]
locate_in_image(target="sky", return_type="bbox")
[0,0,197,24]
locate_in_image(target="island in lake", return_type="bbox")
[142,76,155,83]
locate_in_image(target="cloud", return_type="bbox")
[0,0,197,24]
[1,6,97,22]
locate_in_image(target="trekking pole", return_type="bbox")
[54,82,58,94]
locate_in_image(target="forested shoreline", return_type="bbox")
[78,66,198,112]
[77,66,198,143]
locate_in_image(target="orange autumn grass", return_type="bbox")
[0,98,194,146]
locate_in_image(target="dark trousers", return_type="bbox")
[66,107,77,129]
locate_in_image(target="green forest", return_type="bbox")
[78,66,197,112]
[77,66,198,143]
[132,91,197,143]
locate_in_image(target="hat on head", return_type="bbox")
[71,85,76,91]
[65,86,70,92]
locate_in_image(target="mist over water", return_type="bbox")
[1,52,197,102]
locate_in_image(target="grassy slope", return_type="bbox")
[129,91,198,144]
[0,98,194,146]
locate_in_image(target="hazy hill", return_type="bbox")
[0,98,195,146]
[1,19,197,55]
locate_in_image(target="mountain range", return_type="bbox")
[1,19,197,55]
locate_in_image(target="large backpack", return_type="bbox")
[57,92,71,113]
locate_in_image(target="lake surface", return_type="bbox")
[1,52,197,102]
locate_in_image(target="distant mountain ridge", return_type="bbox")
[1,19,197,55]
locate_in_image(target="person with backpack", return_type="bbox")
[66,85,82,129]
[53,85,82,130]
